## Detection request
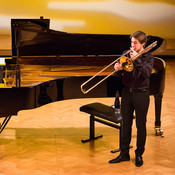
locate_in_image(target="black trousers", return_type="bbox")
[121,87,150,156]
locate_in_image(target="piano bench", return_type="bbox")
[80,102,123,153]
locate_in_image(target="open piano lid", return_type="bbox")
[11,17,165,58]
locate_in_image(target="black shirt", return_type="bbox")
[117,51,154,90]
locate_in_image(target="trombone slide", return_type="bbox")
[81,41,157,94]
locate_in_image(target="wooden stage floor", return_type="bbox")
[0,59,175,175]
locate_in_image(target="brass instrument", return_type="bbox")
[81,41,157,94]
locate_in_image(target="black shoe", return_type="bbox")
[135,155,143,167]
[109,153,130,164]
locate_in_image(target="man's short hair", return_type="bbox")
[130,31,147,47]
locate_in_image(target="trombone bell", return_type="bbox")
[120,56,134,72]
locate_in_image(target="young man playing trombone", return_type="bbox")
[109,31,154,167]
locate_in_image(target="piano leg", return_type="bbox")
[154,93,163,136]
[0,115,12,134]
[0,66,4,83]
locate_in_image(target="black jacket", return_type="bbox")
[115,51,154,90]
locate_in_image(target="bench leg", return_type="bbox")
[111,122,133,153]
[111,145,133,153]
[81,115,103,143]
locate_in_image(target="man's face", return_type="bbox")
[131,37,145,52]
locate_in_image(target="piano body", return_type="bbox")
[0,17,165,135]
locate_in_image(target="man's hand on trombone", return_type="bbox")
[113,47,139,72]
[114,63,123,71]
[130,47,138,58]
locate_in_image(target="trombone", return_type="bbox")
[80,41,157,94]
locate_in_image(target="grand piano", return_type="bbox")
[0,17,166,135]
